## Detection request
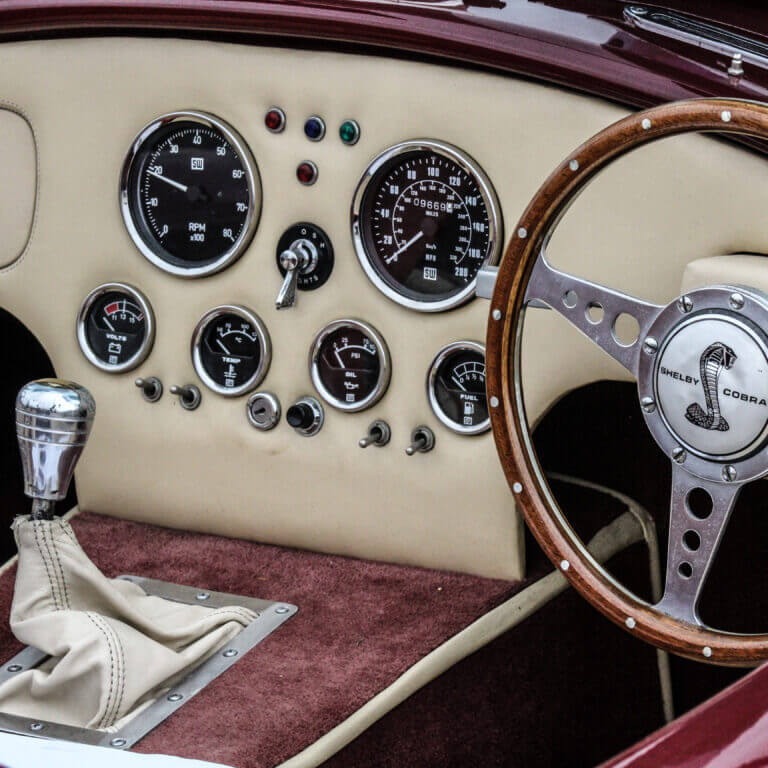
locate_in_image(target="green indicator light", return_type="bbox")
[339,120,360,145]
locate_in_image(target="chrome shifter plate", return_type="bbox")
[0,576,297,750]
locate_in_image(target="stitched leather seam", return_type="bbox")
[87,612,118,729]
[32,520,60,611]
[210,606,255,624]
[39,521,65,611]
[46,521,71,610]
[111,617,127,724]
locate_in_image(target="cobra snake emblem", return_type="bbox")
[685,342,737,431]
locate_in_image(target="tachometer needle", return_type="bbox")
[386,231,424,264]
[147,170,189,193]
[216,339,231,355]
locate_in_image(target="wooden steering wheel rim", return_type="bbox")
[487,98,768,667]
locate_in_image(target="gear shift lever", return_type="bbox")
[15,379,95,520]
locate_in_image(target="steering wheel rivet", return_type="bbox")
[625,617,636,629]
[568,159,579,171]
[560,560,570,571]
[677,295,693,314]
[672,447,687,464]
[492,308,502,321]
[642,337,658,355]
[703,646,713,658]
[640,396,656,414]
[722,465,737,482]
[512,482,522,494]
[517,227,527,239]
[641,118,651,130]
[721,110,732,123]
[729,292,745,310]
[490,396,500,408]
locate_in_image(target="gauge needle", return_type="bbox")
[147,170,189,193]
[102,317,115,331]
[216,339,231,355]
[386,231,424,264]
[451,375,467,392]
[334,349,346,369]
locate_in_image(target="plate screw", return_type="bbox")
[275,606,290,614]
[640,396,656,413]
[29,723,44,732]
[223,648,238,658]
[643,337,658,355]
[111,738,127,748]
[167,693,183,702]
[672,447,687,464]
[195,592,210,601]
[729,292,745,310]
[677,295,693,313]
[7,665,22,673]
[722,465,737,482]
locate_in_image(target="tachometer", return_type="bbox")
[352,140,502,311]
[120,111,261,278]
[77,283,155,373]
[310,319,391,411]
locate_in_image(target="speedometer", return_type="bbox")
[352,140,502,311]
[120,111,261,278]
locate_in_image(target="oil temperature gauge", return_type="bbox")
[310,319,391,411]
[192,305,271,396]
[427,341,489,435]
[77,283,155,373]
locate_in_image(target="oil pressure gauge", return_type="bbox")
[77,283,155,373]
[310,319,390,411]
[427,341,489,435]
[192,305,271,396]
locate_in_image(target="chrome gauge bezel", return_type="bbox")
[120,110,262,279]
[351,139,503,313]
[309,318,391,412]
[191,305,272,397]
[76,282,155,374]
[427,340,490,435]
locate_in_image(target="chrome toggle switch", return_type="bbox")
[405,426,435,456]
[359,420,391,448]
[16,379,96,520]
[275,239,318,310]
[135,376,163,402]
[170,384,201,411]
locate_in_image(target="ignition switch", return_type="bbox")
[275,223,334,309]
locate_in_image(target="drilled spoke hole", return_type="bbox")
[683,530,701,551]
[563,290,578,309]
[612,312,640,347]
[586,302,604,324]
[678,562,693,579]
[687,488,713,520]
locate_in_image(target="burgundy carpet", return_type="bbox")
[0,513,532,767]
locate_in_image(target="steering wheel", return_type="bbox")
[487,98,768,666]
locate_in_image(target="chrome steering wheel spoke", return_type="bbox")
[525,252,662,376]
[654,464,743,626]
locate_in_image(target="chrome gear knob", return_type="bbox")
[15,379,95,519]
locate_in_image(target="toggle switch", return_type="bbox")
[405,426,435,456]
[274,223,334,309]
[170,384,201,411]
[135,376,163,403]
[286,396,324,437]
[359,419,391,448]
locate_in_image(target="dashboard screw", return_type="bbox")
[677,295,693,313]
[672,447,687,464]
[722,465,737,482]
[729,292,745,310]
[640,396,656,413]
[643,337,658,355]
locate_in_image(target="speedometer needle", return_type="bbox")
[147,170,189,193]
[386,231,424,264]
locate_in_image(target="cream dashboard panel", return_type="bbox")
[2,38,763,580]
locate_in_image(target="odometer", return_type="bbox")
[352,140,502,311]
[120,111,261,278]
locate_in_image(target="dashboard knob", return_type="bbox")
[359,420,391,449]
[286,397,324,437]
[405,426,435,456]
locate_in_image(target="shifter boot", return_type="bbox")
[0,516,256,729]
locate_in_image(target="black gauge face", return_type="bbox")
[125,117,257,273]
[359,147,498,307]
[431,347,489,433]
[199,313,262,392]
[312,322,390,410]
[82,289,150,369]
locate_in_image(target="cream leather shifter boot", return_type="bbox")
[0,381,255,729]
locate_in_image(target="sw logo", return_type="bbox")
[685,342,737,432]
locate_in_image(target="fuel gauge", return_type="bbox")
[77,283,155,373]
[427,341,489,435]
[310,319,390,411]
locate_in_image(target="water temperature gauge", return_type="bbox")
[77,283,155,373]
[427,341,489,435]
[192,305,271,396]
[310,319,391,411]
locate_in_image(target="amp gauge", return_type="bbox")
[310,319,391,411]
[427,341,489,435]
[192,305,271,396]
[77,283,155,373]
